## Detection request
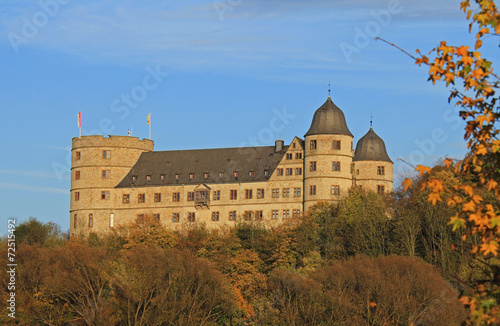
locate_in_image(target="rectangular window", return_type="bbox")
[283,188,290,197]
[332,161,341,171]
[75,151,81,160]
[123,194,130,203]
[219,172,225,178]
[204,172,210,179]
[332,140,341,150]
[103,150,111,159]
[212,211,220,221]
[295,153,302,159]
[255,210,263,220]
[286,168,293,175]
[257,189,265,199]
[248,170,255,177]
[272,210,279,219]
[378,185,385,194]
[310,185,316,195]
[272,188,280,198]
[74,191,80,201]
[160,174,166,180]
[244,211,253,221]
[137,214,144,223]
[264,170,270,176]
[294,188,301,197]
[154,193,161,202]
[195,190,209,201]
[378,166,385,175]
[109,213,114,228]
[188,212,196,222]
[245,189,253,199]
[175,173,180,179]
[187,192,194,201]
[132,175,137,181]
[101,191,110,200]
[332,185,340,195]
[146,175,152,181]
[233,171,239,178]
[357,169,360,175]
[73,214,77,228]
[154,214,160,222]
[138,194,145,203]
[286,153,293,160]
[189,173,195,179]
[229,211,237,221]
[173,192,180,202]
[102,170,111,179]
[283,210,290,219]
[295,167,302,175]
[277,168,284,176]
[310,140,317,150]
[310,161,317,171]
[213,190,220,200]
[88,214,93,227]
[75,170,80,180]
[172,213,180,223]
[230,190,238,200]
[293,209,301,218]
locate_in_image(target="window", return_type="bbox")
[173,192,180,202]
[295,153,302,159]
[310,140,317,150]
[264,170,270,176]
[175,173,180,180]
[255,210,263,220]
[132,175,137,182]
[310,161,317,171]
[293,209,301,218]
[137,214,144,223]
[212,211,220,221]
[357,169,360,175]
[248,170,255,177]
[332,140,341,150]
[75,151,81,160]
[172,213,180,223]
[229,211,237,221]
[332,185,340,195]
[286,153,293,160]
[102,150,111,159]
[378,185,385,194]
[74,191,80,201]
[166,161,170,166]
[102,170,111,179]
[188,212,196,222]
[73,214,77,228]
[295,167,302,175]
[160,174,166,180]
[123,194,130,203]
[332,161,341,171]
[286,168,293,175]
[378,166,385,175]
[257,189,265,199]
[138,194,145,203]
[283,188,290,197]
[101,191,110,200]
[233,171,239,178]
[154,214,160,222]
[277,168,284,176]
[244,211,253,221]
[272,188,280,198]
[219,172,225,178]
[283,210,290,219]
[292,143,296,148]
[187,192,194,201]
[230,190,238,200]
[294,188,301,197]
[204,172,210,179]
[245,189,253,199]
[154,193,161,202]
[75,170,80,180]
[196,190,209,201]
[189,173,195,179]
[213,190,220,200]
[88,214,93,227]
[310,185,316,195]
[272,210,279,219]
[146,175,152,181]
[109,213,114,228]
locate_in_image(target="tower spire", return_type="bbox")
[370,115,373,129]
[328,82,331,98]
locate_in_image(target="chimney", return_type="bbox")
[275,139,284,152]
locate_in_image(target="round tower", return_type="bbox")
[353,126,393,194]
[304,96,354,211]
[70,135,154,236]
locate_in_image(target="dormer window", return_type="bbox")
[219,172,225,178]
[146,175,152,181]
[249,171,255,177]
[174,173,180,179]
[264,169,270,176]
[233,171,239,178]
[132,175,137,182]
[160,174,166,180]
[204,172,210,179]
[189,173,195,179]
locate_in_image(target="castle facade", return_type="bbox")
[70,96,393,235]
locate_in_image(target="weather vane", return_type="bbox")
[328,82,331,97]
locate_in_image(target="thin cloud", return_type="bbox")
[0,169,70,180]
[0,182,68,195]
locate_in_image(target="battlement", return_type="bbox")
[72,135,154,151]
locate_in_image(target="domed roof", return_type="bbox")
[353,127,393,163]
[304,97,353,137]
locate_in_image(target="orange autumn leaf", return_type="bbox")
[481,241,499,257]
[415,165,431,176]
[463,200,476,212]
[487,179,498,191]
[402,178,412,192]
[428,192,442,205]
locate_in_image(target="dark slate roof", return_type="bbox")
[353,128,393,163]
[304,97,353,137]
[116,145,289,188]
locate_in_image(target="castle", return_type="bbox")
[70,95,393,235]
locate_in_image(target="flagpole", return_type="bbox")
[149,123,151,140]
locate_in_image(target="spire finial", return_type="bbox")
[370,115,373,129]
[328,82,331,98]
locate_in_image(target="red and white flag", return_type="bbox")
[78,112,81,128]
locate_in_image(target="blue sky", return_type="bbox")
[0,0,493,235]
